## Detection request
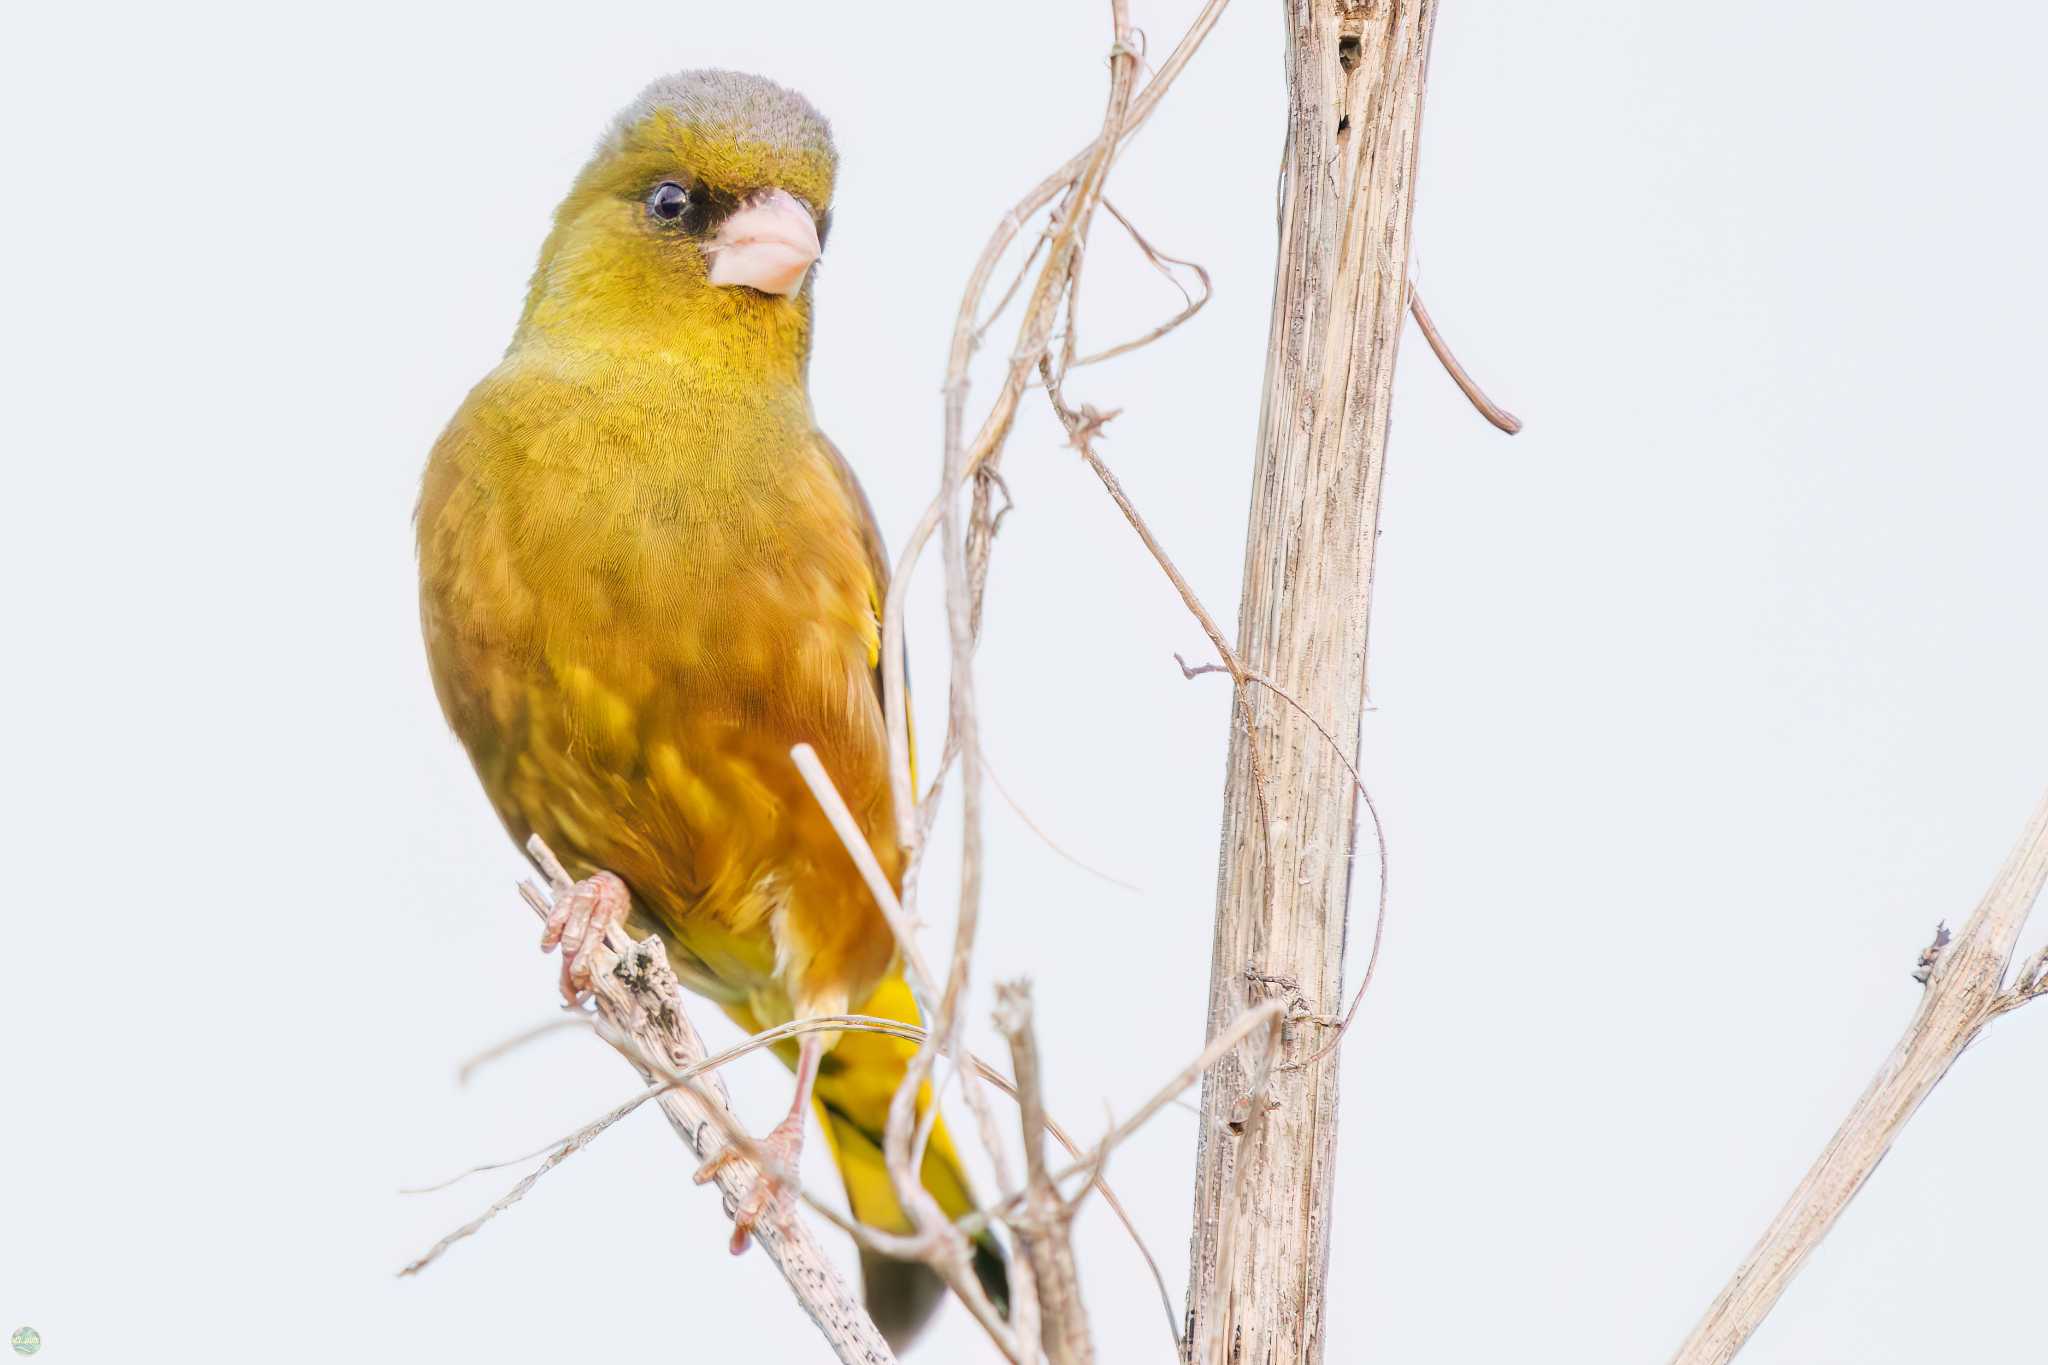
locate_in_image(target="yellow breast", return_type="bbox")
[417,343,900,1024]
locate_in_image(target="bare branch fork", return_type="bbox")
[996,981,1094,1365]
[1669,787,2048,1365]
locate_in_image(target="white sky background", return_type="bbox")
[3,2,2044,1361]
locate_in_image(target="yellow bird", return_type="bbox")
[415,69,1005,1344]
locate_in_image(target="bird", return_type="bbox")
[415,68,1006,1346]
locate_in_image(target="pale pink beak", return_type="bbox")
[705,188,821,298]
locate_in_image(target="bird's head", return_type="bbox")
[515,70,836,371]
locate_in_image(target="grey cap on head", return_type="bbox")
[604,69,834,159]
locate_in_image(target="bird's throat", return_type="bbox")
[518,267,816,397]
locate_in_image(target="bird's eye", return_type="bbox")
[647,181,693,223]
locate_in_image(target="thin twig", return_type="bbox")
[1408,286,1521,435]
[878,12,1147,1356]
[1066,199,1212,369]
[398,1094,635,1276]
[794,742,1182,1347]
[1069,438,1390,1072]
[974,225,1054,345]
[966,1060,1180,1352]
[407,1012,928,1198]
[418,998,1189,1356]
[878,0,1239,850]
[1075,438,1236,678]
[985,751,1143,894]
[961,999,1289,1239]
[1988,939,2048,1017]
[791,744,940,1009]
[794,736,1028,1357]
[453,1015,593,1086]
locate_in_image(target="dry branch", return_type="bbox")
[464,838,896,1365]
[797,739,1231,1356]
[1183,4,1438,1363]
[996,980,1095,1365]
[851,0,1244,1355]
[1669,787,2048,1364]
[878,0,1236,850]
[1408,287,1521,434]
[866,47,1156,1353]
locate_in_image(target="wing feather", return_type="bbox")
[811,431,915,791]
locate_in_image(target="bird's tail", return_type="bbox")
[808,971,1009,1348]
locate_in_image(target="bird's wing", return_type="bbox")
[812,430,916,792]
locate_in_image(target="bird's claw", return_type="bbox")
[696,1113,804,1256]
[537,868,630,1006]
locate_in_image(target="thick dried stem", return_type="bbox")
[1183,4,1438,1362]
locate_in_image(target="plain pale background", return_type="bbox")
[3,1,2043,1361]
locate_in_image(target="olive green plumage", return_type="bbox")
[416,69,1004,1344]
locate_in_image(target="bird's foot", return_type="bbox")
[535,863,631,1007]
[695,1110,805,1256]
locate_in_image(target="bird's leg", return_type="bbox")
[697,1031,824,1256]
[536,865,631,1007]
